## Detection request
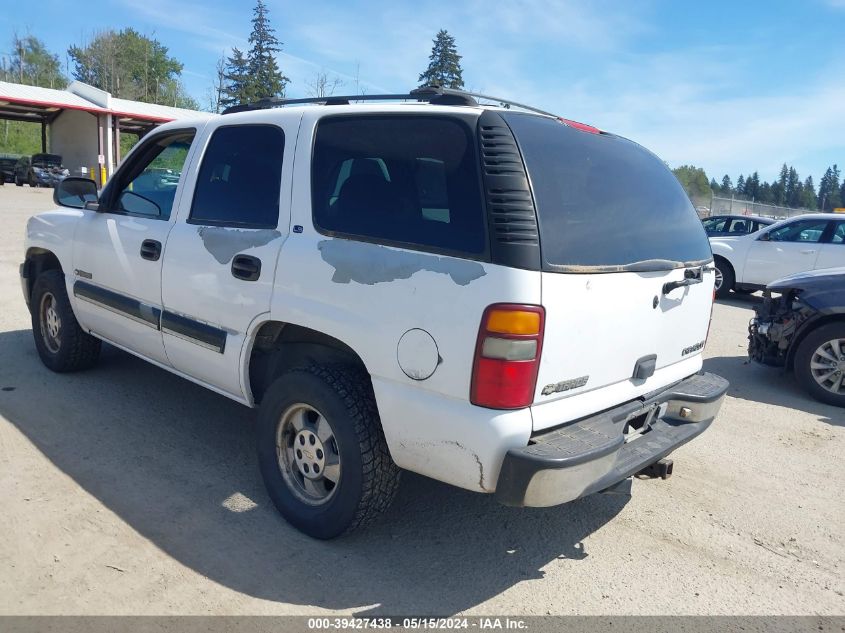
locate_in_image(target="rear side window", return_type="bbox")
[312,115,486,255]
[502,113,712,270]
[190,125,284,228]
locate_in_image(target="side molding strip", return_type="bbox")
[73,281,161,329]
[161,311,227,354]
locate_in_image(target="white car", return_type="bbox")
[710,213,845,298]
[20,87,728,538]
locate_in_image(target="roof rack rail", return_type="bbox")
[221,85,558,118]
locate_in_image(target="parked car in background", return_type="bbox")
[710,214,845,298]
[0,155,20,184]
[702,214,775,237]
[749,267,845,407]
[15,154,69,188]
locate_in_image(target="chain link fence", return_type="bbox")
[696,195,812,220]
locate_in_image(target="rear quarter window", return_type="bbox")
[311,115,486,256]
[502,113,712,271]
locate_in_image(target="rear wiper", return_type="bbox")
[623,259,684,272]
[663,266,704,294]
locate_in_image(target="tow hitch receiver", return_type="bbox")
[637,458,673,480]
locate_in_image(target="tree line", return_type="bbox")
[673,163,844,212]
[3,8,840,211]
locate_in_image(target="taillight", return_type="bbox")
[471,304,545,409]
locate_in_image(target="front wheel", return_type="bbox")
[256,364,401,538]
[794,323,845,408]
[30,270,101,372]
[714,259,734,299]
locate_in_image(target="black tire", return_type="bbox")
[30,270,101,372]
[793,323,845,408]
[15,175,23,186]
[714,258,734,299]
[257,364,401,539]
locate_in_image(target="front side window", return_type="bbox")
[109,131,195,220]
[189,125,285,228]
[767,219,830,243]
[831,222,845,244]
[312,115,486,255]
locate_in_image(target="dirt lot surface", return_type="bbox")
[0,186,842,616]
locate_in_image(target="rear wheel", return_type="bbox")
[15,175,23,186]
[714,258,734,299]
[30,270,101,372]
[256,364,400,538]
[794,323,845,407]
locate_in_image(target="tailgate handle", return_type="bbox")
[663,267,703,295]
[632,354,657,380]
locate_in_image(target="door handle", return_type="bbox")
[231,254,261,281]
[140,239,162,261]
[800,249,816,254]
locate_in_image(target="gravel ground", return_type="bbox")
[0,186,842,616]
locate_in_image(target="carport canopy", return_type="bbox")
[0,80,205,182]
[0,81,110,152]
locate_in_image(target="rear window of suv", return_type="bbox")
[312,115,486,256]
[502,113,712,271]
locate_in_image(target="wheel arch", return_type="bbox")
[23,247,64,308]
[786,314,845,370]
[245,320,369,405]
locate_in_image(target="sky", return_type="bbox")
[2,0,843,185]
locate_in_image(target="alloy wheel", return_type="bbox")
[275,403,341,505]
[810,338,845,395]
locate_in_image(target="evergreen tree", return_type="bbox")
[802,176,817,210]
[746,171,760,199]
[818,165,842,211]
[720,175,732,195]
[245,0,289,101]
[709,178,719,191]
[786,166,800,207]
[776,163,789,205]
[220,48,249,108]
[418,29,464,89]
[735,174,745,196]
[770,180,784,207]
[758,182,772,204]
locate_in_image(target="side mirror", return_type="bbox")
[757,232,770,241]
[54,177,99,210]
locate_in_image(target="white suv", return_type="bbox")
[20,87,728,538]
[711,213,845,298]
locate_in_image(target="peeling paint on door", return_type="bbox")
[197,227,282,264]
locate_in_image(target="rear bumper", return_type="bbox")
[495,372,729,507]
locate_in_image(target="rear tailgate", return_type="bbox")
[534,268,714,429]
[500,112,714,430]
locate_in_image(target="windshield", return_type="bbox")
[32,154,62,168]
[502,113,712,271]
